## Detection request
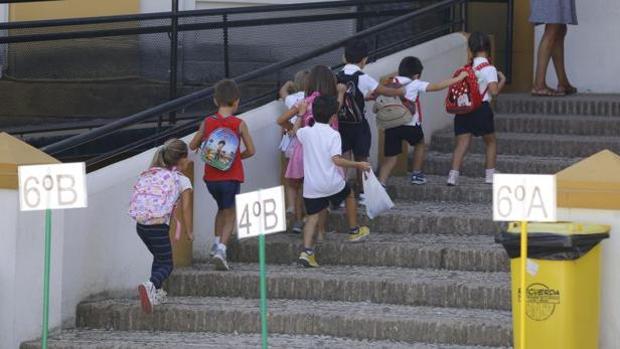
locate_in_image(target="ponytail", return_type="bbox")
[149,139,189,169]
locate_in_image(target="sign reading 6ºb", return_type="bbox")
[493,174,556,222]
[236,186,286,239]
[18,163,88,211]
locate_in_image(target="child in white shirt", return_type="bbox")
[377,56,467,186]
[295,95,371,268]
[278,69,309,233]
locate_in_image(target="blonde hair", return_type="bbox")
[293,69,310,93]
[150,138,188,169]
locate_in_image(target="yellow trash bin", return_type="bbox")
[496,222,610,349]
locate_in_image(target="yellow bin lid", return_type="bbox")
[507,222,610,237]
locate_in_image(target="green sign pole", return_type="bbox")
[258,233,268,349]
[41,208,52,349]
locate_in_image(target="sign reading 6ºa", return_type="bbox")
[18,163,88,211]
[493,174,556,222]
[236,186,286,239]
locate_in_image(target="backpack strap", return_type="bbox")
[474,62,492,99]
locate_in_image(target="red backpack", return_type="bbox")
[445,62,491,115]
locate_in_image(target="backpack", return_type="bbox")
[445,62,491,115]
[200,116,240,171]
[337,70,365,125]
[129,167,181,226]
[373,78,419,130]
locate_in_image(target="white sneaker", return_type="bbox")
[447,170,459,187]
[358,193,367,206]
[213,248,230,271]
[209,243,218,258]
[153,288,167,305]
[138,281,156,313]
[485,169,496,184]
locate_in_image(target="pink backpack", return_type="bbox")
[129,167,182,236]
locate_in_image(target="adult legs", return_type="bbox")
[551,24,576,92]
[533,24,565,95]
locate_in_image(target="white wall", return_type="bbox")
[534,0,620,93]
[0,190,65,349]
[557,208,620,349]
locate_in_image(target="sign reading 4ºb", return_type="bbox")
[18,163,88,211]
[493,174,556,222]
[236,185,286,239]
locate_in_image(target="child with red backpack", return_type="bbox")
[190,79,256,271]
[445,32,506,186]
[374,56,467,186]
[129,138,194,314]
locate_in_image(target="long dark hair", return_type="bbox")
[468,31,492,57]
[305,65,338,97]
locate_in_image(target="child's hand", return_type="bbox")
[186,231,194,241]
[337,83,347,94]
[458,71,469,80]
[297,101,308,116]
[497,71,506,82]
[356,162,372,172]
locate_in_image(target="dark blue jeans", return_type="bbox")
[137,223,173,289]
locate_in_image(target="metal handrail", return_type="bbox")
[0,8,424,44]
[42,0,464,155]
[0,0,420,30]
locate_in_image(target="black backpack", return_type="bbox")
[337,70,365,125]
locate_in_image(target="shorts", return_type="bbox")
[303,184,351,215]
[339,118,371,158]
[384,125,424,157]
[205,180,241,210]
[454,102,495,137]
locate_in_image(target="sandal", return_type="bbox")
[531,87,566,97]
[557,85,578,95]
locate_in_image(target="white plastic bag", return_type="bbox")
[362,171,394,219]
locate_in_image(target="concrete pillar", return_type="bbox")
[555,150,620,349]
[0,132,64,348]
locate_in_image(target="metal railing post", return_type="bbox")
[356,2,365,32]
[169,0,179,125]
[462,0,468,33]
[223,13,230,78]
[505,0,513,83]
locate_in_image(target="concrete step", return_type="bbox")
[326,201,501,236]
[430,132,620,158]
[386,175,491,203]
[20,329,509,349]
[422,151,578,176]
[494,113,620,136]
[227,233,509,272]
[166,263,511,310]
[495,93,620,117]
[76,297,513,347]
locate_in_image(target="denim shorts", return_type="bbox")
[205,180,241,210]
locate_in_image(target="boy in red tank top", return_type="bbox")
[190,79,256,271]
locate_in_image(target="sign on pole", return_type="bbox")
[493,174,556,349]
[235,185,286,349]
[18,163,88,349]
[493,174,556,222]
[18,163,88,211]
[236,185,286,239]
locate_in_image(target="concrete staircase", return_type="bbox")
[22,93,620,348]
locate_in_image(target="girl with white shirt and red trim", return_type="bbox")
[447,32,506,186]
